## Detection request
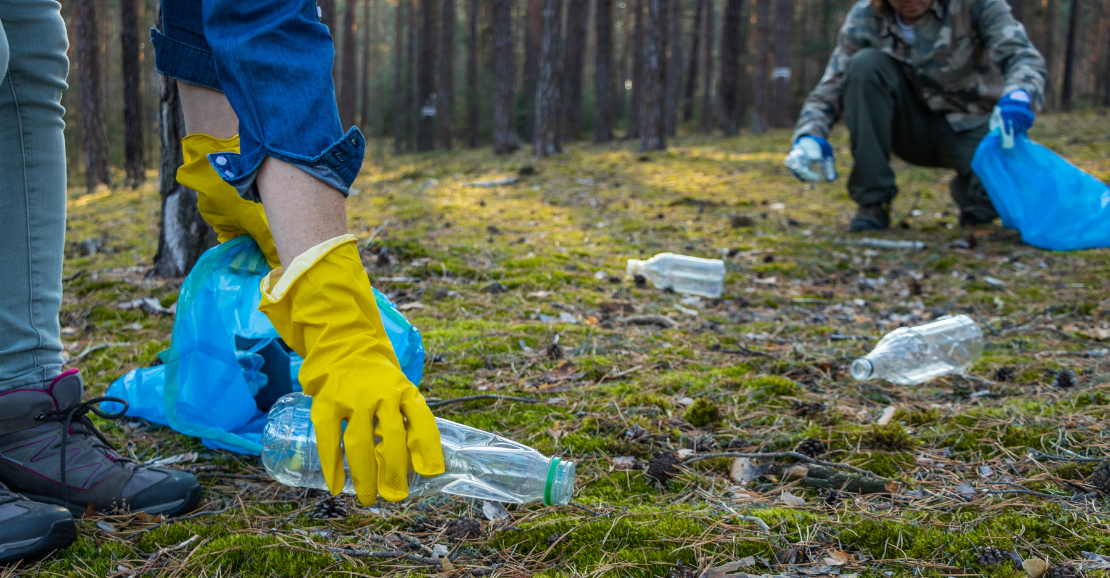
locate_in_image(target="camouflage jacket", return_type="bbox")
[793,0,1046,141]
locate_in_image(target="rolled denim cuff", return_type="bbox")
[150,28,222,91]
[206,127,366,202]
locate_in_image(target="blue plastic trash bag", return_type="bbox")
[104,235,425,454]
[972,129,1110,251]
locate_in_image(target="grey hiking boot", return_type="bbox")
[0,482,75,563]
[849,203,891,232]
[0,370,202,518]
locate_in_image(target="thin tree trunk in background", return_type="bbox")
[1105,31,1110,106]
[75,0,112,193]
[1009,0,1024,21]
[407,0,418,149]
[700,0,715,132]
[718,0,741,135]
[467,0,480,147]
[770,0,792,127]
[361,0,375,132]
[750,0,770,132]
[629,0,644,137]
[339,0,360,128]
[524,0,543,142]
[683,0,704,121]
[564,0,589,139]
[618,0,631,126]
[417,0,437,151]
[1043,0,1056,107]
[321,0,340,89]
[1060,0,1080,110]
[439,0,456,148]
[394,0,406,153]
[664,0,682,136]
[535,0,564,156]
[492,0,521,153]
[639,0,667,150]
[120,0,144,188]
[594,0,615,142]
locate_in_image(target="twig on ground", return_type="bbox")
[716,347,781,360]
[425,394,545,408]
[125,506,237,540]
[326,547,442,567]
[1028,449,1106,462]
[681,451,874,476]
[360,220,390,250]
[70,342,132,363]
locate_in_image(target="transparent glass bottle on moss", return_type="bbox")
[850,314,984,385]
[626,253,726,298]
[262,393,575,506]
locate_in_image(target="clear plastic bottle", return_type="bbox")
[626,253,726,298]
[262,393,575,506]
[850,314,984,385]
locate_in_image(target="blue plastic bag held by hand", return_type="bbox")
[972,128,1110,251]
[104,236,425,454]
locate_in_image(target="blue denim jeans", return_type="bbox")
[152,0,364,201]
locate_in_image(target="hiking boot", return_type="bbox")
[958,208,996,228]
[849,203,890,232]
[0,482,75,563]
[0,369,202,518]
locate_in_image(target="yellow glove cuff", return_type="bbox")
[259,234,358,302]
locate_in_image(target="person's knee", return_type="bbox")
[844,48,895,84]
[7,10,69,92]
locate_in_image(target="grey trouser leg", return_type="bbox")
[842,48,995,220]
[0,0,69,391]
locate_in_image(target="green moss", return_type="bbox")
[624,393,673,411]
[745,375,800,397]
[864,423,920,451]
[683,398,721,427]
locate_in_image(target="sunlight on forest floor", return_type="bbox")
[31,113,1110,577]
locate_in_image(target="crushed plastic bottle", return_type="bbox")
[626,253,726,298]
[262,393,575,506]
[850,315,983,385]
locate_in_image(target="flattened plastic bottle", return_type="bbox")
[626,253,726,298]
[850,315,984,385]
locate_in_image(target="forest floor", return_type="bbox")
[18,111,1110,577]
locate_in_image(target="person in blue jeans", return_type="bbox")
[0,0,442,561]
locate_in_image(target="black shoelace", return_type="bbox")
[35,397,130,508]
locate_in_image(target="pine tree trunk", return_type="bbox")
[1105,30,1110,106]
[1010,0,1024,21]
[682,0,704,121]
[339,0,360,128]
[750,0,771,132]
[361,0,375,132]
[120,0,144,188]
[1043,0,1056,107]
[639,0,667,150]
[74,0,112,193]
[524,0,543,142]
[1060,0,1080,110]
[664,0,682,136]
[618,0,632,126]
[535,0,564,156]
[629,0,645,137]
[718,0,742,135]
[417,0,437,151]
[395,0,406,153]
[407,3,418,149]
[564,0,589,139]
[594,0,615,142]
[770,0,792,127]
[699,0,715,133]
[438,0,456,148]
[320,0,340,90]
[467,0,480,148]
[492,0,521,153]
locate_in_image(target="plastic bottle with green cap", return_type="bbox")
[262,393,576,506]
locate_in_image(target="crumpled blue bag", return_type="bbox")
[104,235,425,454]
[972,129,1110,251]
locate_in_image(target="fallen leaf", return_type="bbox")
[553,361,577,378]
[702,558,756,578]
[1024,558,1048,578]
[599,302,635,314]
[677,448,695,459]
[884,481,901,493]
[775,547,799,564]
[547,428,564,441]
[754,276,778,285]
[730,458,767,484]
[979,465,994,477]
[440,557,456,572]
[779,490,806,506]
[675,396,696,406]
[914,455,935,466]
[482,500,509,521]
[526,290,554,299]
[85,504,97,518]
[96,521,116,533]
[397,301,427,310]
[144,451,198,468]
[431,544,450,558]
[876,405,897,426]
[825,550,854,566]
[956,482,977,496]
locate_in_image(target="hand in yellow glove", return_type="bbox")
[258,235,444,504]
[178,134,282,269]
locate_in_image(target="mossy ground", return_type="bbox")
[23,112,1110,577]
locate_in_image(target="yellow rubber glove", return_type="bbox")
[258,235,444,504]
[178,134,281,269]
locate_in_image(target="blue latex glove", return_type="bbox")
[784,136,838,182]
[989,90,1034,143]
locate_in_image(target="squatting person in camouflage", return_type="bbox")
[783,0,1046,231]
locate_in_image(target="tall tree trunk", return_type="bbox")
[438,0,456,148]
[718,0,742,135]
[407,0,419,149]
[683,0,704,121]
[700,0,715,132]
[664,0,682,136]
[492,0,521,153]
[1105,28,1110,106]
[75,0,112,193]
[395,0,406,153]
[339,0,360,128]
[629,0,645,137]
[417,0,437,151]
[467,0,480,147]
[770,0,792,127]
[535,0,564,156]
[524,0,543,142]
[563,0,589,139]
[1060,0,1080,110]
[1009,0,1024,21]
[120,0,144,188]
[618,0,632,126]
[320,0,340,90]
[750,0,771,132]
[639,0,667,150]
[1043,0,1056,107]
[361,0,375,132]
[594,0,615,142]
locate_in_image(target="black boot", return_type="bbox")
[0,482,76,563]
[849,203,890,232]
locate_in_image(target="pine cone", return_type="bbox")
[545,342,565,360]
[1053,369,1076,389]
[975,546,1019,567]
[795,438,828,458]
[1048,564,1084,578]
[668,562,699,578]
[310,496,348,519]
[1090,461,1110,496]
[445,517,482,541]
[646,451,681,486]
[993,366,1015,382]
[793,401,828,418]
[820,489,842,506]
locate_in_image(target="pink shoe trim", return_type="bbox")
[49,369,80,391]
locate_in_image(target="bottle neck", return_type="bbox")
[544,457,575,506]
[850,358,875,381]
